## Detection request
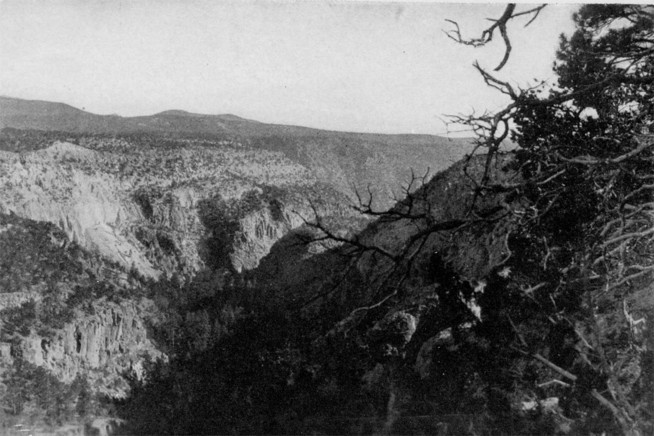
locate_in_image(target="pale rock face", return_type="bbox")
[0,144,159,278]
[0,142,318,278]
[19,299,162,397]
[231,205,308,272]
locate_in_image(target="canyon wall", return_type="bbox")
[18,299,162,397]
[0,141,327,279]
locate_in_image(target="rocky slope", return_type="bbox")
[254,153,520,307]
[0,213,162,406]
[18,299,162,396]
[0,139,339,279]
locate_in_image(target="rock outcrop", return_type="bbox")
[0,140,322,278]
[0,213,162,399]
[0,144,159,277]
[19,299,162,397]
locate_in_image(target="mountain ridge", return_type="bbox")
[0,95,456,139]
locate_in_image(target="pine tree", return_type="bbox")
[454,5,653,435]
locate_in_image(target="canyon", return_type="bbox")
[3,96,649,435]
[0,96,476,431]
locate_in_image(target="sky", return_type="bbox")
[0,1,578,135]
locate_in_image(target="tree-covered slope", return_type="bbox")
[0,213,163,432]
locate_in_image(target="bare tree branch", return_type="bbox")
[444,4,546,71]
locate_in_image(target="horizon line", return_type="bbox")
[0,94,470,138]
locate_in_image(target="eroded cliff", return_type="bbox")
[19,299,162,397]
[0,213,162,401]
[0,140,325,279]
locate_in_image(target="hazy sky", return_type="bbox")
[0,1,578,134]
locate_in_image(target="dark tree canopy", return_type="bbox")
[452,4,654,435]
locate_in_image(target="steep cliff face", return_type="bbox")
[222,185,356,273]
[0,144,158,277]
[0,213,162,399]
[19,299,162,397]
[230,202,308,272]
[0,140,325,278]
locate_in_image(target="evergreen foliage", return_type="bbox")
[450,4,654,434]
[0,360,101,431]
[115,5,654,435]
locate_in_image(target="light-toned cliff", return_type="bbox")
[19,298,162,397]
[0,143,159,277]
[0,141,321,279]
